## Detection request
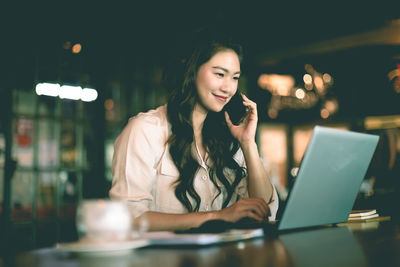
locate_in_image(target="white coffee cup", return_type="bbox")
[76,199,132,242]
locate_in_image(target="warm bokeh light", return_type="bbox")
[314,75,324,93]
[322,73,332,83]
[258,74,295,96]
[268,108,278,119]
[305,83,313,90]
[320,108,330,119]
[295,88,305,99]
[364,115,400,130]
[324,99,338,113]
[63,41,72,50]
[303,74,312,84]
[304,64,314,73]
[72,43,82,54]
[104,99,115,110]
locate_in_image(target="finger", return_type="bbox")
[247,198,270,217]
[239,199,268,218]
[255,198,269,214]
[241,99,257,116]
[251,202,269,218]
[243,101,257,113]
[241,94,255,105]
[245,210,263,222]
[224,111,233,127]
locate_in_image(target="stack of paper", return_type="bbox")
[347,209,391,223]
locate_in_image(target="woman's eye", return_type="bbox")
[215,73,224,77]
[233,76,240,80]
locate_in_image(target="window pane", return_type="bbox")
[11,171,34,221]
[12,118,35,168]
[13,90,36,115]
[38,120,59,168]
[38,96,59,116]
[37,172,57,220]
[61,100,77,119]
[59,171,79,220]
[61,121,76,168]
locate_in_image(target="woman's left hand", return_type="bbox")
[225,93,258,144]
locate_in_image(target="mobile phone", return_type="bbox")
[224,90,248,125]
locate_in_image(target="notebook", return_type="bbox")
[276,125,379,231]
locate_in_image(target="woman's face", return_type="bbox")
[195,49,241,113]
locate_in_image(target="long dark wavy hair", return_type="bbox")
[166,38,247,212]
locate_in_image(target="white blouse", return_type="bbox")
[109,105,279,220]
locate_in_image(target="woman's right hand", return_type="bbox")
[215,197,270,222]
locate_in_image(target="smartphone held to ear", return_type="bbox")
[224,90,248,125]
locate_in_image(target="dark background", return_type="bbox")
[3,1,400,121]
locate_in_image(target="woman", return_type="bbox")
[109,38,279,231]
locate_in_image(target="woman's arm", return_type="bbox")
[141,198,269,231]
[141,197,270,231]
[240,141,274,202]
[141,211,215,231]
[225,94,274,203]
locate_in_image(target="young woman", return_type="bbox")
[109,38,279,231]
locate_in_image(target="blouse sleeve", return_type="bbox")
[234,148,280,222]
[109,113,165,218]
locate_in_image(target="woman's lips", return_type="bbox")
[214,94,228,103]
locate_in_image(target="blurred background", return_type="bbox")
[1,1,400,252]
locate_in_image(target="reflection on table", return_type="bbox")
[280,226,367,267]
[3,220,400,267]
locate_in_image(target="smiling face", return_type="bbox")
[195,49,241,113]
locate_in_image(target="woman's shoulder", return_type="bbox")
[117,105,169,144]
[128,104,168,129]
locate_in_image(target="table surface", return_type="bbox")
[2,220,400,267]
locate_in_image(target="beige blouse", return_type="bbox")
[109,105,279,220]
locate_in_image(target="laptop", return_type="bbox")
[179,125,379,235]
[276,125,379,231]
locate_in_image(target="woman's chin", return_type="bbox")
[211,107,224,113]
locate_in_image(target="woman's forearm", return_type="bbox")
[240,140,273,202]
[141,210,218,231]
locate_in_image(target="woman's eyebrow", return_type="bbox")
[212,66,241,75]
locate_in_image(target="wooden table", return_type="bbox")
[3,220,400,267]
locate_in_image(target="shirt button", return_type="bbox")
[205,205,209,211]
[202,175,207,181]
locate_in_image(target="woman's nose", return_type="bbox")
[221,78,235,93]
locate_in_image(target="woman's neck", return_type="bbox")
[192,103,207,135]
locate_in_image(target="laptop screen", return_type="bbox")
[278,126,379,231]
